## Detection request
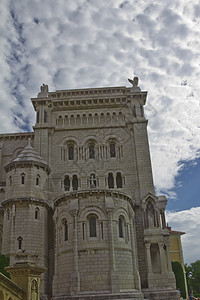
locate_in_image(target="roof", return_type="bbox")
[4,139,50,172]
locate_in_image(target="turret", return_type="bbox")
[2,139,51,296]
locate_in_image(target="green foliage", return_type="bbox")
[185,260,200,297]
[172,261,186,299]
[0,254,10,278]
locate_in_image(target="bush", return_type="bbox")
[0,254,10,278]
[172,261,186,299]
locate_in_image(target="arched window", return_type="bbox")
[118,217,124,238]
[108,173,114,189]
[36,174,40,186]
[68,145,74,160]
[89,174,97,188]
[88,215,97,237]
[64,176,70,191]
[72,175,78,190]
[64,221,68,241]
[89,145,95,159]
[17,236,23,249]
[35,207,39,220]
[21,173,25,185]
[110,143,116,157]
[116,172,122,188]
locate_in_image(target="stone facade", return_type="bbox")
[0,80,179,299]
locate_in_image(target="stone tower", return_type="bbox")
[0,79,179,300]
[2,139,51,296]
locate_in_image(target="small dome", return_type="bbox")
[4,139,50,172]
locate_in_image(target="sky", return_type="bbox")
[0,0,200,264]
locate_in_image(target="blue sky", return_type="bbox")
[1,0,200,263]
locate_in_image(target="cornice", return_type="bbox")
[2,197,51,209]
[54,189,133,208]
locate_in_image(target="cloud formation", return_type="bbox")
[166,207,200,263]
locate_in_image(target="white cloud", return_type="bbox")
[166,207,200,264]
[0,0,200,197]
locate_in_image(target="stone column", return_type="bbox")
[166,243,172,272]
[52,216,58,295]
[107,210,119,293]
[160,210,166,229]
[70,208,80,296]
[145,243,152,274]
[130,216,141,291]
[158,243,165,273]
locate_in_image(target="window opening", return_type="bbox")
[64,176,70,191]
[35,208,39,219]
[110,143,116,157]
[9,176,12,187]
[36,175,40,186]
[119,217,124,238]
[82,223,85,240]
[17,236,23,250]
[100,222,104,239]
[72,175,78,190]
[68,145,74,160]
[21,173,25,185]
[89,215,97,237]
[64,221,68,241]
[89,145,95,159]
[108,173,114,189]
[116,172,123,188]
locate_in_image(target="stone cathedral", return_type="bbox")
[0,79,179,300]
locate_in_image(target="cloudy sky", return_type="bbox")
[1,0,200,263]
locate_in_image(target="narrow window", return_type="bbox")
[7,209,10,221]
[35,208,39,219]
[64,221,68,241]
[132,105,136,117]
[68,146,74,160]
[44,110,48,123]
[21,173,25,185]
[9,176,12,187]
[119,217,124,238]
[36,175,40,186]
[64,176,70,191]
[72,175,78,190]
[89,215,97,237]
[89,145,95,159]
[108,173,114,189]
[116,172,123,188]
[17,236,23,250]
[110,143,116,157]
[100,222,104,239]
[82,223,85,240]
[89,174,97,188]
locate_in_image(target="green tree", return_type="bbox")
[172,261,186,299]
[0,254,10,278]
[185,260,200,298]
